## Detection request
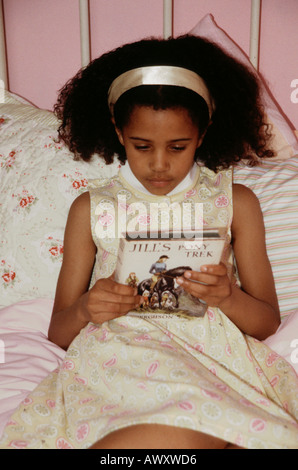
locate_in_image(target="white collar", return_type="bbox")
[119,161,198,196]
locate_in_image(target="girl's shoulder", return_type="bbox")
[232,183,263,232]
[232,183,259,206]
[67,191,91,226]
[71,189,90,207]
[63,191,95,256]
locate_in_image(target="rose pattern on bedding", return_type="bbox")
[35,235,64,270]
[0,99,120,307]
[0,255,35,296]
[0,149,19,171]
[43,134,64,151]
[47,238,64,261]
[1,260,16,289]
[13,189,39,215]
[60,171,89,199]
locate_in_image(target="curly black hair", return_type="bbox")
[54,35,274,171]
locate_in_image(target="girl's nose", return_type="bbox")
[149,150,170,172]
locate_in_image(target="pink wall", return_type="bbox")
[3,0,298,128]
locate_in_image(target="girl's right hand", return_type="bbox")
[78,276,143,325]
[49,193,143,349]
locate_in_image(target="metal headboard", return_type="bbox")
[0,0,261,92]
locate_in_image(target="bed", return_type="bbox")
[0,4,298,443]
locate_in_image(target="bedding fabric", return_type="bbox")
[0,299,65,439]
[233,158,298,316]
[0,91,119,309]
[264,311,298,370]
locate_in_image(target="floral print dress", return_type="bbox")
[1,165,298,449]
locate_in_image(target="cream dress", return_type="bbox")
[1,164,298,449]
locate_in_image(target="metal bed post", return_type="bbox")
[79,0,91,68]
[163,0,173,39]
[249,0,261,70]
[0,0,262,95]
[0,0,8,92]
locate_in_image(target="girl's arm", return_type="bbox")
[48,192,142,350]
[177,184,280,340]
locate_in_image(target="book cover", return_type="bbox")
[114,228,226,318]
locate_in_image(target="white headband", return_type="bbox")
[107,66,215,118]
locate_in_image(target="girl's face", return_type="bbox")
[116,106,203,195]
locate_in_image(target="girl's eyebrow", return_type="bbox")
[129,137,151,142]
[129,137,192,142]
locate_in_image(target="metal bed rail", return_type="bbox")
[0,0,261,92]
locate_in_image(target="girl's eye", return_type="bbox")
[135,145,150,151]
[134,145,186,152]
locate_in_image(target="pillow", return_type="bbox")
[0,299,65,438]
[192,15,298,319]
[0,91,119,308]
[0,91,58,127]
[234,158,298,318]
[190,14,298,161]
[264,309,298,374]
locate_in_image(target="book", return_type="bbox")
[114,228,226,318]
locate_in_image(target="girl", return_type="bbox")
[1,36,298,450]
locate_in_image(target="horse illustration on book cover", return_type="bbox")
[115,229,226,317]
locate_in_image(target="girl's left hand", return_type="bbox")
[176,262,232,308]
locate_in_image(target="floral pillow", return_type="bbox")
[0,91,119,308]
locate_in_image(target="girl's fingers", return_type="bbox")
[176,263,231,305]
[93,291,141,310]
[95,278,138,300]
[87,278,142,317]
[198,263,227,276]
[181,272,220,287]
[97,277,137,295]
[183,263,227,282]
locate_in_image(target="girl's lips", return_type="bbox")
[147,178,172,187]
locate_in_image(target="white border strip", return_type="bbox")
[79,0,90,67]
[249,0,261,70]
